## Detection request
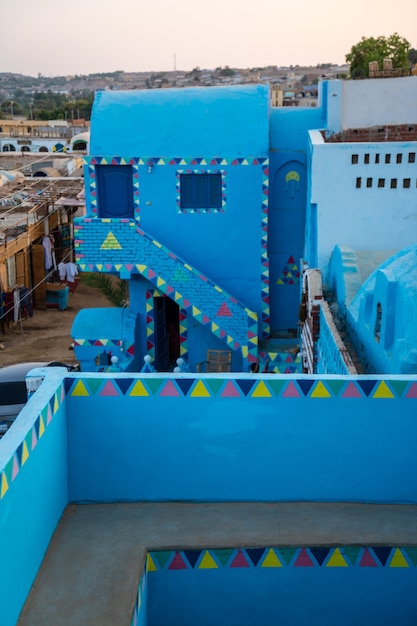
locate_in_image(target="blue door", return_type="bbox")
[96,165,134,219]
[268,160,306,332]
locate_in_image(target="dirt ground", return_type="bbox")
[0,282,114,368]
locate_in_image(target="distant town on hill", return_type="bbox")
[0,64,348,120]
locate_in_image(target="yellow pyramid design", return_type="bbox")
[146,327,153,337]
[192,306,201,317]
[71,380,90,397]
[136,264,147,274]
[21,440,29,465]
[199,551,218,569]
[38,416,45,438]
[389,548,409,567]
[101,232,122,250]
[326,548,348,567]
[190,380,211,397]
[251,381,272,398]
[277,278,284,285]
[146,554,157,572]
[311,381,331,398]
[129,380,149,397]
[54,394,59,413]
[211,322,219,333]
[156,277,166,288]
[373,381,395,399]
[1,472,9,498]
[242,346,248,358]
[261,548,283,567]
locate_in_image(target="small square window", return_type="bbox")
[375,154,380,164]
[390,179,397,189]
[385,154,391,164]
[356,177,361,188]
[180,172,222,210]
[351,154,358,164]
[403,178,411,188]
[396,154,402,164]
[364,154,370,164]
[409,153,416,163]
[378,178,385,188]
[366,178,372,188]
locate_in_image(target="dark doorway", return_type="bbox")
[154,297,180,371]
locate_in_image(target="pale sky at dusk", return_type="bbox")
[2,0,416,76]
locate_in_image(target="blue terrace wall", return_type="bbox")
[0,369,68,626]
[65,374,417,504]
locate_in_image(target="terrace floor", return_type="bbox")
[18,501,417,626]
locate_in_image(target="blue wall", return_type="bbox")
[148,549,417,626]
[0,370,68,626]
[65,374,417,504]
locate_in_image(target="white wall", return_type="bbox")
[341,77,417,129]
[308,131,417,278]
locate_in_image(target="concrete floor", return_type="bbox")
[18,501,417,626]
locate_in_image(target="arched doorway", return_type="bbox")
[3,144,15,152]
[268,160,306,332]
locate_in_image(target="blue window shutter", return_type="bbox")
[180,173,222,210]
[97,165,134,218]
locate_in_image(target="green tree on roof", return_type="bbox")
[346,33,411,77]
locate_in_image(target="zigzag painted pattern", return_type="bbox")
[64,376,417,399]
[147,546,417,570]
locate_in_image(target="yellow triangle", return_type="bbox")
[101,232,122,250]
[156,277,165,288]
[1,472,9,498]
[174,292,182,302]
[326,548,348,567]
[38,416,45,438]
[277,279,284,285]
[21,440,29,465]
[153,240,162,248]
[199,551,218,569]
[390,548,409,567]
[130,380,149,397]
[54,394,59,413]
[114,264,122,271]
[136,264,147,274]
[146,554,157,572]
[71,380,90,397]
[261,548,283,567]
[192,306,201,317]
[242,346,248,358]
[211,322,219,332]
[311,381,331,398]
[249,336,258,345]
[190,380,211,397]
[200,159,207,165]
[251,380,272,397]
[373,381,394,399]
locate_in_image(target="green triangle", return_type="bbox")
[152,550,174,570]
[5,456,14,483]
[267,379,286,396]
[144,378,165,395]
[387,380,409,397]
[85,378,104,395]
[172,267,189,282]
[342,546,362,566]
[212,549,235,567]
[326,379,346,397]
[404,547,417,566]
[205,378,225,396]
[277,547,297,565]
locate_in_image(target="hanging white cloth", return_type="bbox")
[66,262,78,283]
[43,236,53,270]
[58,262,67,281]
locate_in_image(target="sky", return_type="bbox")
[1,0,416,76]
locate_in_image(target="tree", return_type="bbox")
[345,33,411,76]
[408,48,417,65]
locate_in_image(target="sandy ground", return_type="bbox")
[0,282,114,368]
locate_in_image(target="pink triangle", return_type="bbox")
[217,302,233,317]
[47,404,53,424]
[183,299,191,308]
[31,427,38,451]
[100,380,120,396]
[406,382,417,398]
[12,455,19,480]
[342,382,362,398]
[221,381,242,397]
[282,381,301,397]
[148,269,156,279]
[160,380,180,397]
[359,548,377,567]
[168,551,188,569]
[230,550,250,568]
[294,548,315,567]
